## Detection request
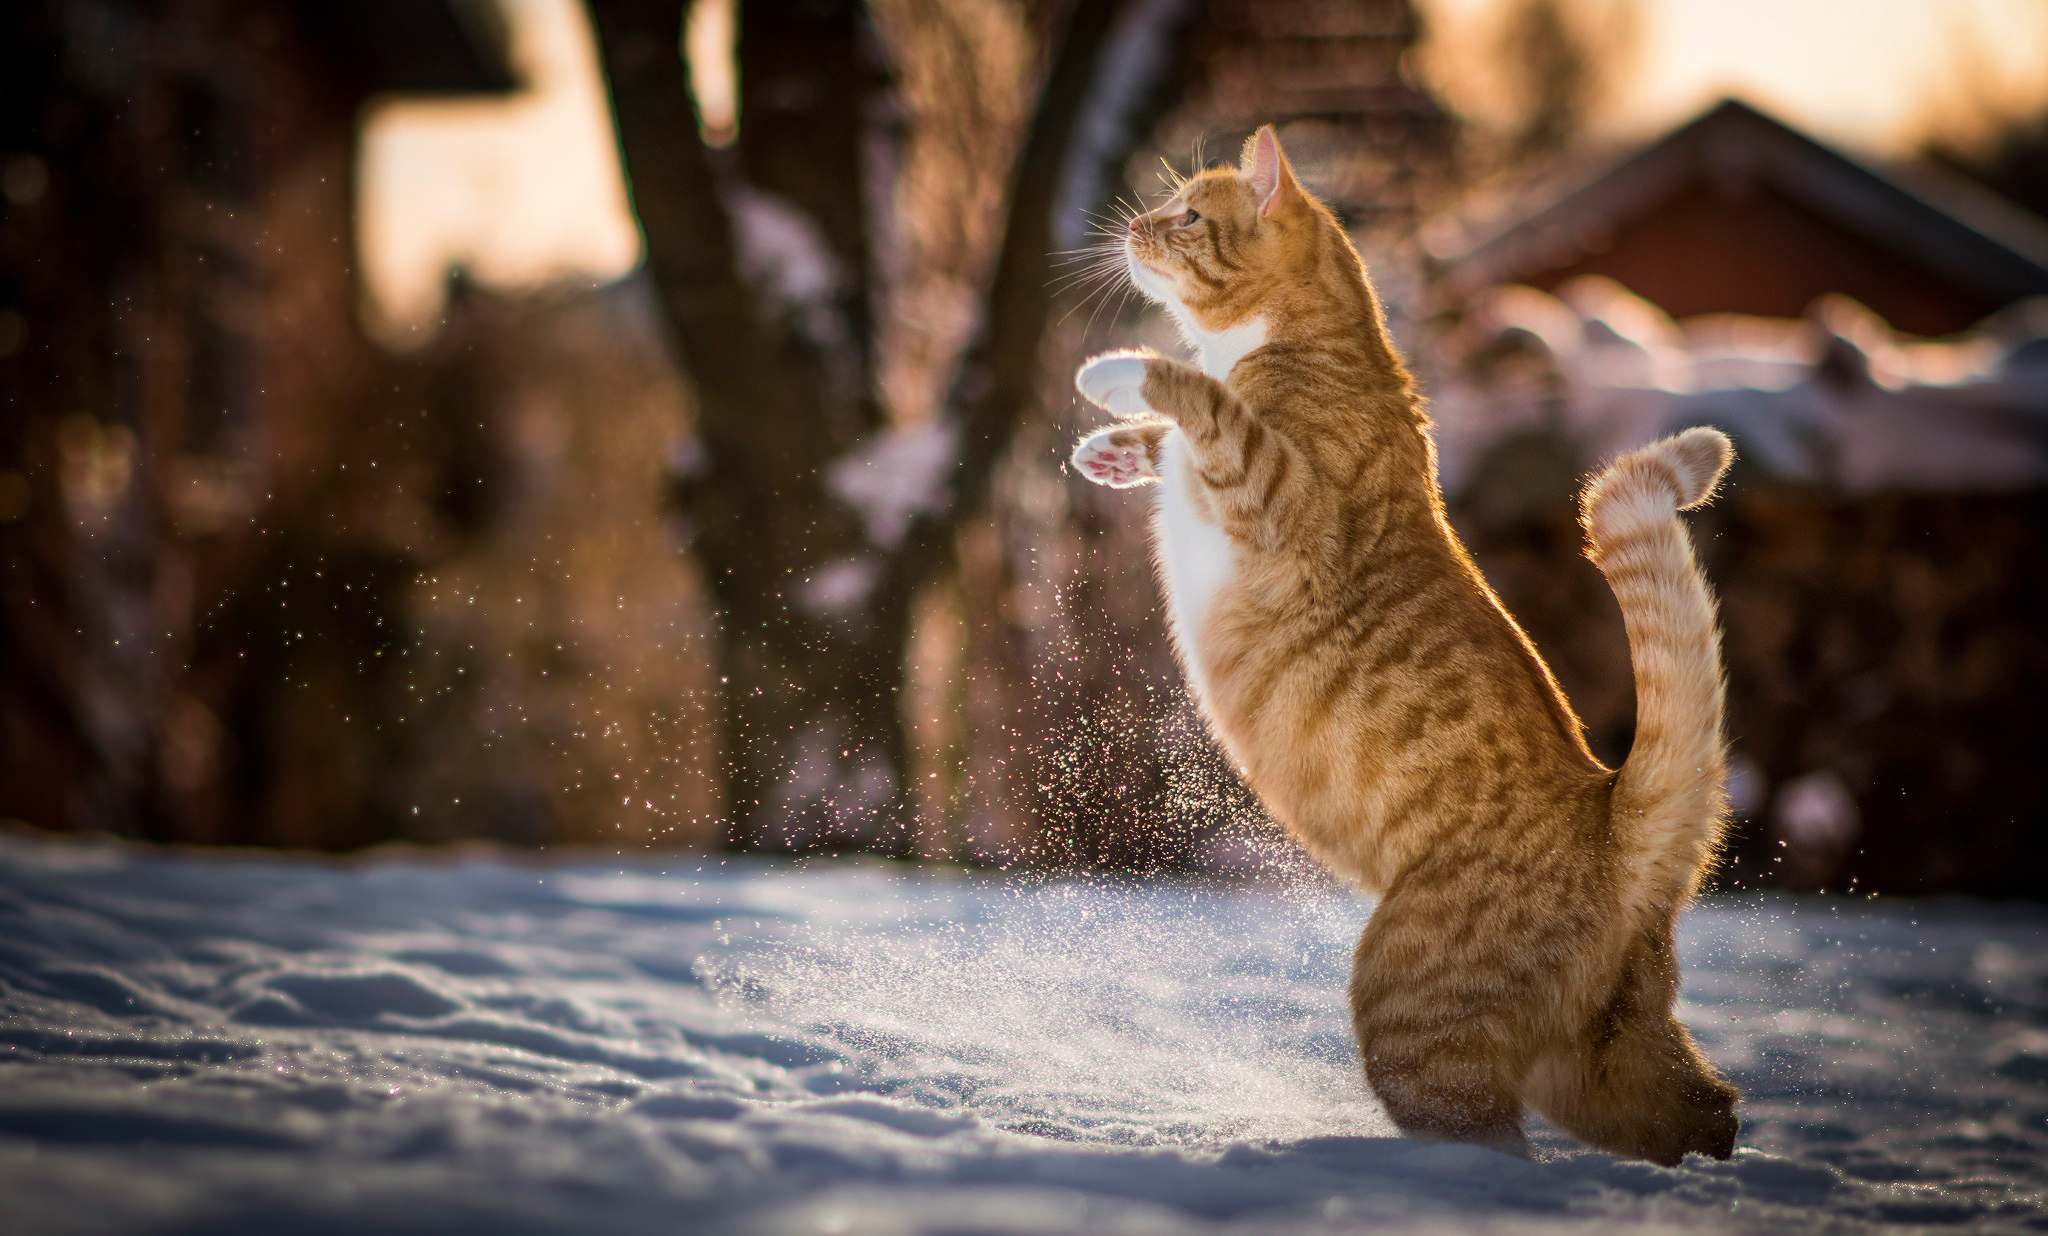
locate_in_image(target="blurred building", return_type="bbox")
[1428,100,2048,895]
[1441,99,2048,335]
[1,2,713,849]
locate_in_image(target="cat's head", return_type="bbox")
[1122,125,1337,332]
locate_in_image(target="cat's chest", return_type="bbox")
[1152,431,1236,700]
[1151,315,1269,699]
[1191,317,1268,380]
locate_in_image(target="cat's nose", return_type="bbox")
[1127,215,1145,236]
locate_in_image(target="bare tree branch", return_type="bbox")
[934,0,1203,532]
[587,0,1206,853]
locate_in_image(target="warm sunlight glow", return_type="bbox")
[355,0,641,342]
[1419,0,2048,152]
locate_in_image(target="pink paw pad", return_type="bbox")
[1071,433,1157,488]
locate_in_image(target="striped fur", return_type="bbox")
[1071,126,1740,1164]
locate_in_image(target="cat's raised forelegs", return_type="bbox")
[1076,349,1271,473]
[1075,349,1305,550]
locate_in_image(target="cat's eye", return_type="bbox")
[1174,210,1200,227]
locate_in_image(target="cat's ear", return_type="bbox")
[1240,125,1303,218]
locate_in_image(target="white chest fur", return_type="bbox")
[1187,315,1268,380]
[1152,430,1235,704]
[1148,315,1265,703]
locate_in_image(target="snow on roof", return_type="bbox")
[1432,279,2048,496]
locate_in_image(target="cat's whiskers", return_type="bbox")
[1056,262,1135,330]
[1046,243,1129,293]
[1156,157,1189,196]
[1048,206,1139,331]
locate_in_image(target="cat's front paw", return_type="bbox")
[1071,424,1164,488]
[1075,350,1158,419]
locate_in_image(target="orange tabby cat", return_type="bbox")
[1070,126,1739,1164]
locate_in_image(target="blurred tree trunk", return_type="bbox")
[587,0,1202,851]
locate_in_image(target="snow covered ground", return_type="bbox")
[4,832,2048,1234]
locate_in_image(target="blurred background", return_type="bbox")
[2,0,2044,895]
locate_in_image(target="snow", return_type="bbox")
[797,557,884,619]
[1432,280,2048,497]
[726,184,850,356]
[3,831,2047,1234]
[827,420,959,549]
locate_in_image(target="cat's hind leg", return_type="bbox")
[1522,935,1739,1166]
[1071,421,1168,488]
[1350,892,1539,1156]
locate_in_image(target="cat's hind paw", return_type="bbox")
[1071,424,1164,488]
[1075,350,1158,419]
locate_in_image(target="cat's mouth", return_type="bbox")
[1123,242,1175,305]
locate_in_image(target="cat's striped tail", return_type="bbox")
[1580,427,1736,925]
